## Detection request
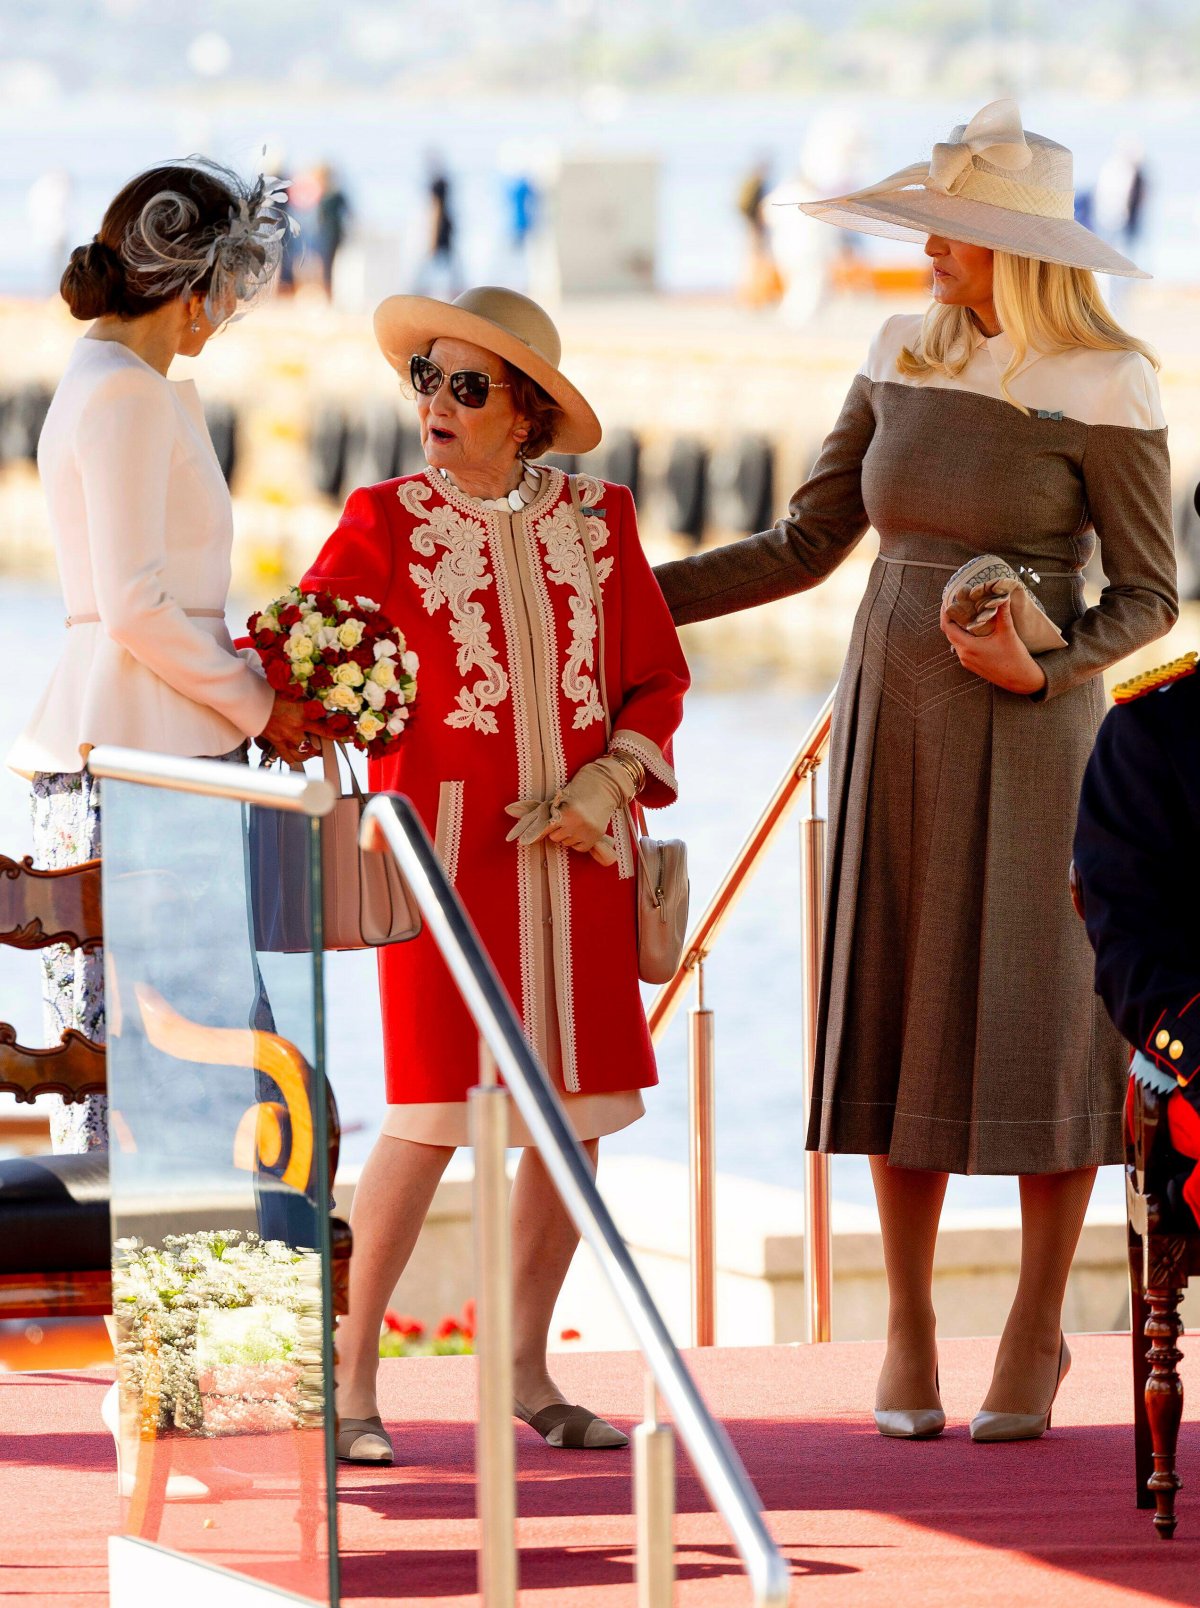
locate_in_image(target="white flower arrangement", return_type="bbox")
[112,1230,325,1436]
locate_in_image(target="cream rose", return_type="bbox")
[369,659,397,688]
[254,612,277,633]
[325,685,362,713]
[357,712,385,741]
[284,634,315,661]
[337,620,365,649]
[332,662,364,687]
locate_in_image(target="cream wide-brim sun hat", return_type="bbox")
[797,98,1148,279]
[373,285,603,455]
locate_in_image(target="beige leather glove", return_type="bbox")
[550,756,637,866]
[504,799,554,847]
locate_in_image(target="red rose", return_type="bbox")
[325,713,355,739]
[278,604,302,628]
[350,644,374,669]
[265,659,294,691]
[308,664,333,690]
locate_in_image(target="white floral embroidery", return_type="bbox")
[532,496,612,732]
[400,479,509,735]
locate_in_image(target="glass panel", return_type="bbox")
[101,778,337,1606]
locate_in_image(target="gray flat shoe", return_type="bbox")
[336,1415,395,1464]
[513,1398,628,1450]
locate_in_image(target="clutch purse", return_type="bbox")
[567,476,690,986]
[250,740,421,953]
[941,555,1067,655]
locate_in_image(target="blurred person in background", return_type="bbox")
[416,157,460,297]
[736,157,783,309]
[27,167,72,295]
[313,162,352,301]
[300,286,689,1465]
[655,100,1176,1446]
[7,158,312,1156]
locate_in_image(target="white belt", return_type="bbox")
[66,608,227,627]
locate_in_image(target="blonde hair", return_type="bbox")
[897,251,1158,411]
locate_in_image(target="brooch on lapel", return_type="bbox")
[1035,409,1064,421]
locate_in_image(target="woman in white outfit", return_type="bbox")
[8,159,312,1154]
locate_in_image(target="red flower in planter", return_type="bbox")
[459,1299,476,1339]
[435,1317,462,1340]
[383,1310,425,1338]
[559,1327,582,1342]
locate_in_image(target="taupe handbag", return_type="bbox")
[251,740,421,953]
[568,476,689,985]
[941,554,1067,655]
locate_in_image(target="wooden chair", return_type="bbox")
[1126,1080,1198,1538]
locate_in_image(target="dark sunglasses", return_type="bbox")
[409,353,511,409]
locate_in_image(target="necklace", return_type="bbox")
[437,464,541,511]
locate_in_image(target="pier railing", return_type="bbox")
[647,685,838,1347]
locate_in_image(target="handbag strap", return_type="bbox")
[567,475,647,840]
[259,739,364,801]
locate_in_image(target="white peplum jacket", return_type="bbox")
[8,337,274,779]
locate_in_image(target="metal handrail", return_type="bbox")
[647,685,836,1041]
[361,793,791,1608]
[646,686,838,1348]
[87,746,337,815]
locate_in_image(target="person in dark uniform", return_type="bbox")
[1072,649,1200,1219]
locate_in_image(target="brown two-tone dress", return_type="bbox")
[655,314,1177,1174]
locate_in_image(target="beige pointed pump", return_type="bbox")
[970,1334,1071,1443]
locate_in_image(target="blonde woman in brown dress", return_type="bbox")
[655,101,1177,1442]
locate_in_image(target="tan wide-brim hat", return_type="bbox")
[373,286,602,454]
[798,98,1148,280]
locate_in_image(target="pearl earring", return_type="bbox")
[190,318,201,334]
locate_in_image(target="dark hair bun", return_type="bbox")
[60,239,127,320]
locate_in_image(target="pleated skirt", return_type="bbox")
[806,556,1127,1175]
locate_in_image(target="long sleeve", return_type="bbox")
[301,484,396,607]
[78,364,274,738]
[606,485,690,809]
[1073,693,1199,1065]
[1038,359,1177,702]
[653,373,876,627]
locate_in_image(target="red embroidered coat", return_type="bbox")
[302,467,689,1104]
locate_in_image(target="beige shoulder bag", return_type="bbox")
[567,476,689,985]
[251,740,421,953]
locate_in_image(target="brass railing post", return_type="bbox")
[799,769,832,1343]
[634,1376,676,1607]
[689,961,716,1347]
[470,1043,517,1607]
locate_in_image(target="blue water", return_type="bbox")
[1,89,1196,296]
[0,581,1126,1216]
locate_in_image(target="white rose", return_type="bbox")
[401,650,419,676]
[369,659,396,688]
[337,620,365,649]
[284,634,314,661]
[325,685,362,712]
[372,638,397,660]
[315,625,340,651]
[354,595,381,613]
[362,679,386,710]
[302,612,325,634]
[386,710,408,735]
[357,712,385,741]
[332,661,364,687]
[335,597,351,612]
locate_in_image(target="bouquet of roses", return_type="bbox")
[249,586,417,757]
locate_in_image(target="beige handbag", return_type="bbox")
[941,554,1067,655]
[251,741,421,953]
[568,477,689,985]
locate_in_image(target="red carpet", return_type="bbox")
[3,1335,1200,1606]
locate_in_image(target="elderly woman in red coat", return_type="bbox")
[303,287,689,1462]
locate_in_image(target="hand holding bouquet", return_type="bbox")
[249,586,418,758]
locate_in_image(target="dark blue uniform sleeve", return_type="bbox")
[1073,697,1200,1087]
